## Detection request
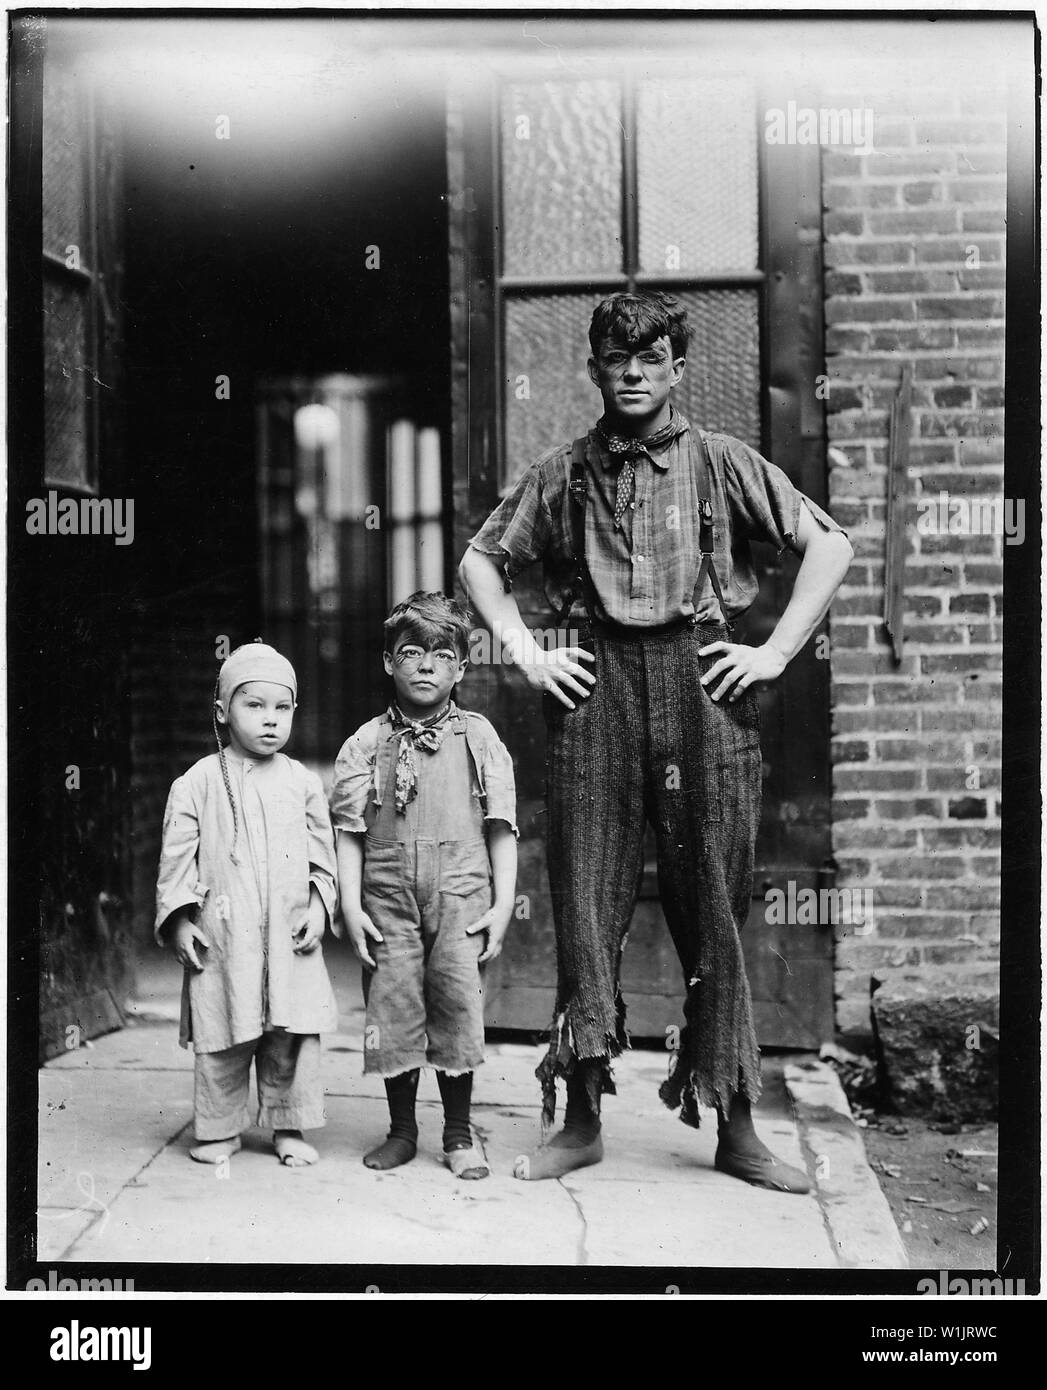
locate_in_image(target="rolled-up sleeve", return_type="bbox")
[329,730,377,835]
[305,769,339,934]
[155,775,207,942]
[482,736,518,838]
[722,436,848,557]
[466,453,555,584]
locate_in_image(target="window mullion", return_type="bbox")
[621,69,638,288]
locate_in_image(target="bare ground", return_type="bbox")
[860,1115,998,1269]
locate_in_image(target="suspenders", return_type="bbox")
[563,437,606,624]
[560,430,729,627]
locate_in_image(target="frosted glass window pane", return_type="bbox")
[501,81,622,277]
[43,70,87,260]
[43,275,90,487]
[637,78,758,275]
[503,293,604,484]
[504,289,761,483]
[672,289,762,446]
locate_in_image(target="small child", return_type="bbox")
[155,641,339,1167]
[331,592,518,1179]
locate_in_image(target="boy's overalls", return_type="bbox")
[538,430,764,1129]
[360,709,493,1078]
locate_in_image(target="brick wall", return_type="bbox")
[821,80,1006,1036]
[122,382,261,952]
[129,606,255,950]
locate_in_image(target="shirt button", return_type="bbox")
[630,502,636,510]
[636,555,645,563]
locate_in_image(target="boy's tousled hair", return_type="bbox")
[383,591,473,659]
[588,289,692,360]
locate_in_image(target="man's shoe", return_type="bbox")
[714,1143,812,1195]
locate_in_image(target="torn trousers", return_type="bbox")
[538,618,763,1129]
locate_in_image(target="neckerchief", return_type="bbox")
[595,410,683,529]
[389,700,454,813]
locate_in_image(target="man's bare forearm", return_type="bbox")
[458,547,542,665]
[766,529,853,665]
[459,547,595,707]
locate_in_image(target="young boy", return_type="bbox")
[460,290,853,1189]
[331,592,517,1179]
[155,641,339,1167]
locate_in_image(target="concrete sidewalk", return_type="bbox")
[37,948,906,1275]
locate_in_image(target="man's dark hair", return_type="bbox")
[588,290,692,360]
[383,591,472,659]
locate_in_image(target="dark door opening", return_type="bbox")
[109,29,452,956]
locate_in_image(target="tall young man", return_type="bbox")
[459,291,853,1191]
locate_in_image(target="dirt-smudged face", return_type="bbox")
[587,332,685,435]
[384,636,466,719]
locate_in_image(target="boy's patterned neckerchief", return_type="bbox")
[389,700,455,813]
[595,410,684,527]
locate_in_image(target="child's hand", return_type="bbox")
[292,918,324,954]
[343,908,383,969]
[466,905,512,964]
[171,919,210,971]
[293,890,328,955]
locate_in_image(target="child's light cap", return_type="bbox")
[218,642,297,709]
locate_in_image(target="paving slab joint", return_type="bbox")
[558,1181,590,1267]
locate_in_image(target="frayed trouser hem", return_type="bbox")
[363,1059,483,1081]
[658,1054,763,1130]
[535,996,629,1131]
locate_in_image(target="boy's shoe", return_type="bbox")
[444,1135,489,1180]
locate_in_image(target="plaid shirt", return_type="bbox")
[467,412,846,627]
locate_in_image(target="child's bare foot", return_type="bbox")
[363,1136,417,1170]
[190,1136,242,1164]
[513,1127,603,1181]
[444,1139,489,1180]
[274,1130,318,1167]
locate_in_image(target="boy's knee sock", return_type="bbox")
[386,1068,420,1142]
[437,1070,473,1151]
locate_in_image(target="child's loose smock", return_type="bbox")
[155,751,339,1053]
[330,703,517,1077]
